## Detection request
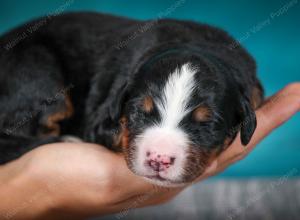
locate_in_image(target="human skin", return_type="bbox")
[0,83,299,220]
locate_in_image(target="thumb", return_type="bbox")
[250,82,300,147]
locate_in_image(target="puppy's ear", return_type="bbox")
[85,80,129,149]
[107,82,128,121]
[238,95,257,146]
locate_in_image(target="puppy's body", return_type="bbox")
[0,12,263,185]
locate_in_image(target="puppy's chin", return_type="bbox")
[142,176,187,188]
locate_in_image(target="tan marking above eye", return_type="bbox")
[142,96,154,113]
[192,105,212,122]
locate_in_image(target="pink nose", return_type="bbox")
[146,151,176,172]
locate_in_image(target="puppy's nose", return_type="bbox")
[146,152,176,172]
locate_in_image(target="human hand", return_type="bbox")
[0,83,299,220]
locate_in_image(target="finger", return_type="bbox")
[202,83,300,177]
[250,83,300,146]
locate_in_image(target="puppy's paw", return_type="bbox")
[61,135,83,143]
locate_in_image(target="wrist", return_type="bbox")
[0,157,58,219]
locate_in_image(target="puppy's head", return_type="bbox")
[97,52,257,187]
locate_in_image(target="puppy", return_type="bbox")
[0,12,263,186]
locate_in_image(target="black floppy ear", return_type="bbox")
[85,80,129,148]
[107,82,128,121]
[238,96,257,146]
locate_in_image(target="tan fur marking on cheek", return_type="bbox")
[121,128,129,148]
[183,140,235,182]
[182,146,224,183]
[200,148,219,166]
[142,96,154,113]
[113,117,130,149]
[193,106,211,122]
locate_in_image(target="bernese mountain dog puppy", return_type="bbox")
[0,12,263,186]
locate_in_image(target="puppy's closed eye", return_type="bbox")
[192,105,212,122]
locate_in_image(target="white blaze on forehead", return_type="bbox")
[156,63,197,128]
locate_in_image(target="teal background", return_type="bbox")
[0,0,299,177]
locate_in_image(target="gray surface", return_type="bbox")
[94,179,300,220]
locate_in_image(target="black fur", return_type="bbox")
[0,12,263,176]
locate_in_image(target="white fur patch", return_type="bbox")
[156,63,197,128]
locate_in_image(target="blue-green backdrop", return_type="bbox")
[0,0,299,177]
